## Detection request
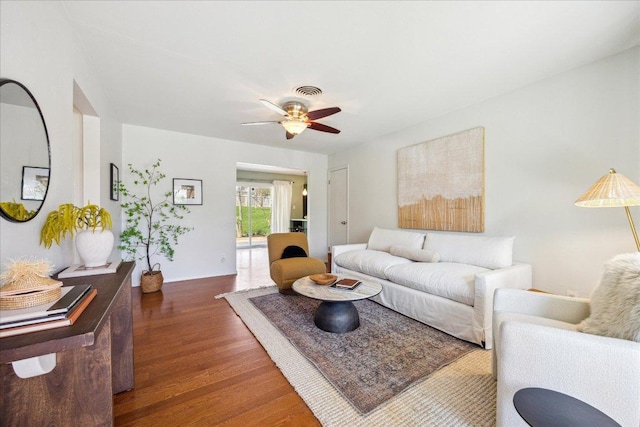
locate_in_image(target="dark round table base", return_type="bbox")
[314,300,360,333]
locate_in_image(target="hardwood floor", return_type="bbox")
[113,248,320,426]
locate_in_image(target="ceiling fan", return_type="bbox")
[242,99,341,140]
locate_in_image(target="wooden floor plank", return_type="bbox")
[113,248,320,426]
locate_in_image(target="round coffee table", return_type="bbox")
[292,275,382,333]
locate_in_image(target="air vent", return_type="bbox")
[295,85,323,97]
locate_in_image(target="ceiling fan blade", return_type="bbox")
[308,122,341,134]
[260,99,287,116]
[306,107,341,120]
[241,121,280,126]
[286,131,296,140]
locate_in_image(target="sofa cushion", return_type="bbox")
[334,249,412,280]
[367,227,426,252]
[385,262,489,306]
[424,233,514,269]
[390,245,440,263]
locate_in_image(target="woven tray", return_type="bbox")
[0,286,62,310]
[0,276,63,310]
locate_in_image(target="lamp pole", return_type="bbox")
[623,206,640,251]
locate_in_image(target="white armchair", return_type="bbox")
[492,288,640,427]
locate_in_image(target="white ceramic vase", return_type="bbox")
[75,229,114,267]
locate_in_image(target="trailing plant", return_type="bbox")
[118,159,193,272]
[40,203,113,248]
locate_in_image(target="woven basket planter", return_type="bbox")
[141,264,163,293]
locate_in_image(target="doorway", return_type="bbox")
[235,183,272,248]
[235,163,308,287]
[328,166,349,248]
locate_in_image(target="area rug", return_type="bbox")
[249,291,477,414]
[221,287,497,426]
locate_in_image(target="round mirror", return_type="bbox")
[0,79,51,222]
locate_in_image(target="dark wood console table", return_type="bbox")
[0,261,135,426]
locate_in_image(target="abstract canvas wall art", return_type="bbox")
[398,127,484,232]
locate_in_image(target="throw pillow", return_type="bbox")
[423,233,514,269]
[367,227,426,252]
[389,245,440,263]
[281,245,308,259]
[577,252,640,342]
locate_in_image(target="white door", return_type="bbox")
[328,167,348,250]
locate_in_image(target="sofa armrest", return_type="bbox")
[473,263,532,348]
[493,288,591,324]
[331,243,367,272]
[496,321,640,427]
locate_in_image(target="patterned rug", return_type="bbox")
[221,286,497,426]
[249,292,478,414]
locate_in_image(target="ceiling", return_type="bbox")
[60,1,640,155]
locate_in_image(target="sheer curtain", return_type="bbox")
[271,180,292,233]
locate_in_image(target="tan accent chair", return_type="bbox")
[267,232,326,294]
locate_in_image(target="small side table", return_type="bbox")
[513,387,621,427]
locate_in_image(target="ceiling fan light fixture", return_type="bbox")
[245,98,340,139]
[282,119,308,135]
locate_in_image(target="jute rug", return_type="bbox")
[221,287,497,426]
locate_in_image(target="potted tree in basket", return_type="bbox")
[119,159,193,293]
[40,203,114,267]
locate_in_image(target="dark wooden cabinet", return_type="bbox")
[0,262,135,426]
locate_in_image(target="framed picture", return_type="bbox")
[110,163,119,201]
[21,166,49,201]
[397,127,485,232]
[173,178,202,205]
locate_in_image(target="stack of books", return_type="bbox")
[0,285,96,338]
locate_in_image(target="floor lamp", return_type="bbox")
[575,169,640,251]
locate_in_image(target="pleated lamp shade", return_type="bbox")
[575,168,640,251]
[575,169,640,207]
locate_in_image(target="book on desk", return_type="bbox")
[0,285,96,338]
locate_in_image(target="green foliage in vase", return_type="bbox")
[118,159,193,272]
[40,203,113,248]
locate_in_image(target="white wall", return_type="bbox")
[122,125,328,286]
[329,47,640,297]
[0,1,122,271]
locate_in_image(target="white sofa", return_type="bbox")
[331,227,532,348]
